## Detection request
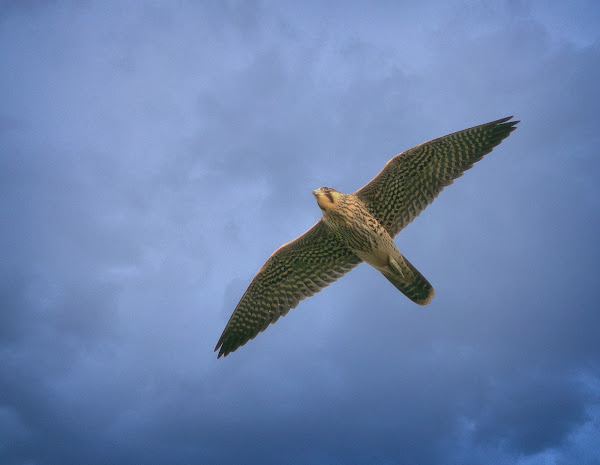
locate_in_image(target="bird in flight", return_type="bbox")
[215,116,518,358]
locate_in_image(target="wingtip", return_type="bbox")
[499,115,519,126]
[492,115,519,136]
[214,342,224,359]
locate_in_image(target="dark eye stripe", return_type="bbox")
[325,192,334,203]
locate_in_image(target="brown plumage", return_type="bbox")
[215,116,519,358]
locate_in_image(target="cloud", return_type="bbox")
[1,1,599,464]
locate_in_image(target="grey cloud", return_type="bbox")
[1,1,600,465]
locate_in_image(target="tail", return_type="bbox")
[381,255,434,305]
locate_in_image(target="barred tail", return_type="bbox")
[381,255,434,305]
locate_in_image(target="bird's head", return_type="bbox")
[312,187,343,212]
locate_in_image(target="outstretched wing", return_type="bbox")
[215,220,361,358]
[355,116,519,237]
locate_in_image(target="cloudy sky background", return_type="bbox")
[1,1,600,464]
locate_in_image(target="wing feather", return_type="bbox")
[215,220,361,358]
[355,116,519,237]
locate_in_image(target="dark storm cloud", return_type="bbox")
[1,1,599,464]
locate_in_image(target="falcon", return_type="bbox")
[215,116,518,358]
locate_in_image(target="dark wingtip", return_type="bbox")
[214,342,224,358]
[499,115,519,127]
[492,116,519,137]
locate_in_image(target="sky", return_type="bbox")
[1,1,600,464]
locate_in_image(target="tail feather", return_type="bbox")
[382,255,434,305]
